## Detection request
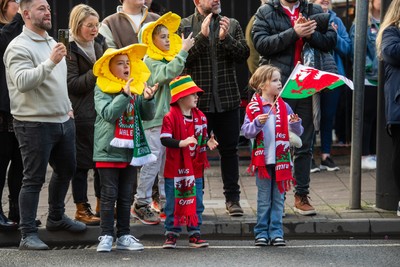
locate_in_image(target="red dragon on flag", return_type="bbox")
[281,63,354,99]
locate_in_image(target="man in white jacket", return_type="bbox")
[4,0,86,250]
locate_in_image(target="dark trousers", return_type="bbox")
[205,109,240,202]
[390,125,400,192]
[13,119,76,236]
[362,85,377,156]
[285,97,314,195]
[0,131,23,205]
[72,168,101,203]
[320,87,341,154]
[98,166,136,238]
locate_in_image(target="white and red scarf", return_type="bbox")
[165,105,209,227]
[109,95,156,166]
[246,93,295,193]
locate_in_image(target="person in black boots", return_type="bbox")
[0,0,24,231]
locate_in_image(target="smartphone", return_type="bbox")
[58,29,70,52]
[183,26,192,39]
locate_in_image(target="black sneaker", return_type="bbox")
[270,237,286,246]
[225,201,244,216]
[320,156,340,171]
[46,214,87,232]
[310,159,320,173]
[255,237,269,246]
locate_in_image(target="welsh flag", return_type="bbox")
[281,63,354,99]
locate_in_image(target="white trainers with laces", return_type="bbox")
[97,235,113,252]
[116,235,144,251]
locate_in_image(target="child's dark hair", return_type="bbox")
[248,65,281,94]
[152,24,168,39]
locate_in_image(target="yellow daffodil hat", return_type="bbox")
[138,11,182,61]
[93,44,151,95]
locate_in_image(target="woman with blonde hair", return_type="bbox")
[0,0,24,230]
[376,0,400,216]
[350,0,381,170]
[67,3,107,225]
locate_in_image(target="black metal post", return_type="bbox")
[349,0,368,209]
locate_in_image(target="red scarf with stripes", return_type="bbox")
[246,94,295,193]
[167,105,209,227]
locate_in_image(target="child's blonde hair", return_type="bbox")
[248,65,281,94]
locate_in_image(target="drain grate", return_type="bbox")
[50,244,95,250]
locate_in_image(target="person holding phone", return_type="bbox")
[4,0,87,250]
[179,0,250,216]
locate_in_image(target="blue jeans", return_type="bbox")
[254,166,284,240]
[205,109,241,202]
[98,166,136,238]
[285,98,314,195]
[164,178,204,236]
[13,119,76,236]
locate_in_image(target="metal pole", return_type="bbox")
[376,0,399,211]
[349,1,368,209]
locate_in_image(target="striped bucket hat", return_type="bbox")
[169,75,204,104]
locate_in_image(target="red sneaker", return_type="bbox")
[163,233,177,249]
[189,233,209,248]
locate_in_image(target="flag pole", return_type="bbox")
[266,61,301,116]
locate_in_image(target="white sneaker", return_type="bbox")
[97,235,113,252]
[361,156,376,170]
[116,235,144,251]
[397,201,400,217]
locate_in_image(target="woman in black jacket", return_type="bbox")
[0,0,23,230]
[67,4,107,225]
[376,0,400,216]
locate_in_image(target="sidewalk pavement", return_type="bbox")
[1,148,400,247]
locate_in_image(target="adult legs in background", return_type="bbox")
[205,109,242,216]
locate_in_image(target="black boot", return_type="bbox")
[8,200,20,223]
[0,209,18,231]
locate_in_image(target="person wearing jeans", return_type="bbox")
[4,0,87,250]
[13,119,79,235]
[163,178,204,237]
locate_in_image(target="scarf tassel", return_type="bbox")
[110,138,133,148]
[130,153,157,166]
[247,165,270,179]
[277,179,296,194]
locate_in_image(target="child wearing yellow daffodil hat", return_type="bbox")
[131,12,195,225]
[92,43,159,252]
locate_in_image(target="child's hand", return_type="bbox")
[143,82,159,99]
[123,78,134,96]
[289,113,300,122]
[257,113,269,125]
[181,32,195,52]
[207,134,219,150]
[179,135,197,147]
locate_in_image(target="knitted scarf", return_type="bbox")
[246,94,295,193]
[166,105,209,227]
[109,95,156,166]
